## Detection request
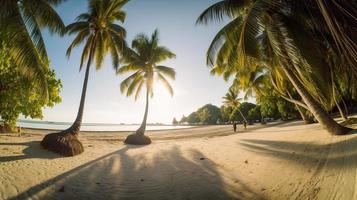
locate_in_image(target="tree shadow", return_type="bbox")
[239,121,290,134]
[0,141,61,162]
[274,120,314,128]
[239,136,357,169]
[9,145,263,200]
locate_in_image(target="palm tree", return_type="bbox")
[211,38,315,124]
[118,29,176,145]
[197,0,354,135]
[41,0,128,156]
[223,88,247,123]
[0,0,65,98]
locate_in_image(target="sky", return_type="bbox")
[36,0,252,124]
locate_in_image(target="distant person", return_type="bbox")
[243,121,247,130]
[17,126,21,136]
[233,122,237,132]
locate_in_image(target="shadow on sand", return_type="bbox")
[0,141,61,162]
[9,145,263,200]
[240,134,357,169]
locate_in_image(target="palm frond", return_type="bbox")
[196,0,250,24]
[157,73,174,96]
[155,65,176,80]
[120,72,141,94]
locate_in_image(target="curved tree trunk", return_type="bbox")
[335,99,348,121]
[331,70,348,121]
[282,67,352,135]
[295,104,314,124]
[41,36,97,156]
[341,97,349,117]
[136,87,149,136]
[124,87,152,145]
[286,91,313,124]
[269,13,351,135]
[237,108,247,123]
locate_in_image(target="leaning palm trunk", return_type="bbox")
[341,98,349,118]
[331,72,348,121]
[124,87,152,145]
[41,40,96,156]
[237,108,247,123]
[282,66,352,135]
[286,91,313,124]
[295,104,314,124]
[335,99,348,121]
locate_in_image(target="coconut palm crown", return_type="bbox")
[223,88,247,123]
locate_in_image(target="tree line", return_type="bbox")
[178,99,306,125]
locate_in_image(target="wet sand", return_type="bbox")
[1,121,356,200]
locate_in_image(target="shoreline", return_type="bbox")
[19,125,200,134]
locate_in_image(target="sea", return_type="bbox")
[16,120,192,132]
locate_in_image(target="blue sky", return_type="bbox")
[38,0,248,124]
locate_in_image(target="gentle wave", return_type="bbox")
[16,121,192,131]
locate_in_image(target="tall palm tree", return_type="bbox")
[41,0,128,156]
[197,0,355,135]
[223,88,247,123]
[0,0,65,98]
[118,29,176,145]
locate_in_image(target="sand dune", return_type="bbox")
[1,121,356,200]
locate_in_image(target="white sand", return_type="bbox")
[1,121,357,200]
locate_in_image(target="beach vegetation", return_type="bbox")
[0,44,62,131]
[0,0,65,99]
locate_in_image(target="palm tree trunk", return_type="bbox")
[268,13,352,135]
[41,36,97,156]
[282,67,352,135]
[237,108,247,123]
[331,70,348,121]
[341,97,349,117]
[286,91,313,124]
[136,87,149,136]
[125,86,152,145]
[335,99,348,121]
[65,39,96,134]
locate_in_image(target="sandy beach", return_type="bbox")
[0,121,356,200]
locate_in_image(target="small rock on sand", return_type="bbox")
[199,157,205,160]
[244,160,248,164]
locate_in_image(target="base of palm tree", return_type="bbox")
[41,131,84,156]
[303,119,315,124]
[124,133,151,145]
[332,126,354,135]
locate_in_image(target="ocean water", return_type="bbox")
[16,120,192,132]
